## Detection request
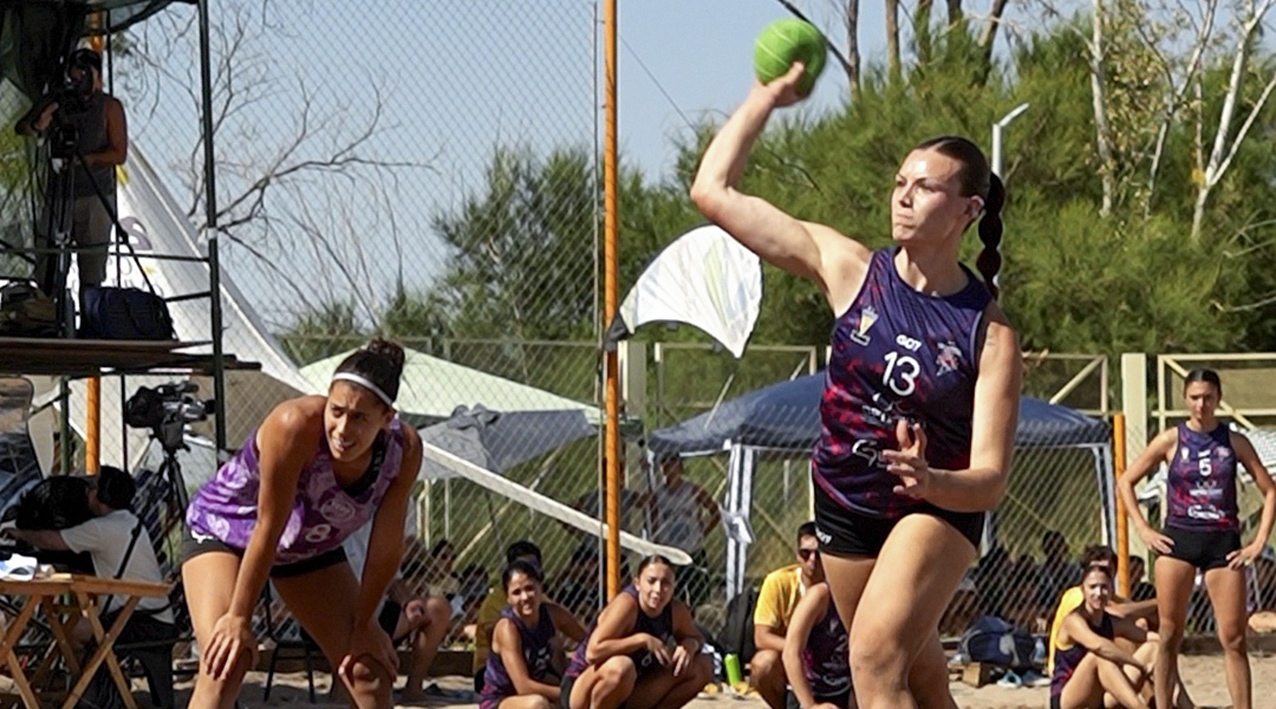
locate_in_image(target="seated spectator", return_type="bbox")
[555,542,602,621]
[751,522,824,709]
[1005,553,1044,632]
[570,459,648,536]
[343,513,451,701]
[5,466,176,649]
[1047,546,1193,708]
[475,541,576,692]
[561,555,713,709]
[1050,564,1153,709]
[648,455,720,610]
[458,563,491,632]
[424,539,460,598]
[781,582,852,709]
[1048,546,1153,674]
[973,544,1013,619]
[479,560,586,709]
[1037,530,1074,614]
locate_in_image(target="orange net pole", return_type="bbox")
[603,0,621,598]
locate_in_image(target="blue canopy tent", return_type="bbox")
[647,373,1114,599]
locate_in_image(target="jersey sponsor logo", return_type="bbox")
[936,341,962,376]
[895,334,922,351]
[850,306,878,346]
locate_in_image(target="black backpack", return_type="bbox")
[717,585,759,664]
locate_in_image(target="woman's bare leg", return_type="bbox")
[182,552,250,709]
[848,515,976,709]
[1203,565,1250,709]
[274,562,393,709]
[1152,556,1196,709]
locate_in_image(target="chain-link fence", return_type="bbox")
[10,1,1276,688]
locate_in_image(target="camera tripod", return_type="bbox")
[146,418,193,523]
[32,111,158,337]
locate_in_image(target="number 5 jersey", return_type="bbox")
[813,247,993,519]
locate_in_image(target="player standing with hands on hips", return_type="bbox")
[690,25,1023,707]
[1117,368,1276,709]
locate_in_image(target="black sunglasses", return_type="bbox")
[798,548,819,560]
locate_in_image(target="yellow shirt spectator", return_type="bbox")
[472,586,506,673]
[753,564,806,634]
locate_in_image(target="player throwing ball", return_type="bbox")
[1118,368,1276,709]
[691,61,1022,708]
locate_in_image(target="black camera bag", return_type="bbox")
[80,285,174,340]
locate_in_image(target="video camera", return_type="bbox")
[43,48,100,158]
[124,381,215,453]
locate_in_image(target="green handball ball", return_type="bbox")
[753,18,827,96]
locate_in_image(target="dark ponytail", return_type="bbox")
[333,337,406,408]
[976,172,1004,299]
[912,135,1004,299]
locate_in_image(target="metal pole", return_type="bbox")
[59,378,72,475]
[603,0,621,598]
[1113,413,1130,598]
[990,102,1030,178]
[86,376,100,473]
[198,0,227,453]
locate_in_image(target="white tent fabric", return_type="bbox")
[300,348,599,424]
[611,225,762,358]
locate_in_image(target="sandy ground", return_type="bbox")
[166,653,1276,709]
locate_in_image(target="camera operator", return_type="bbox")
[4,466,174,651]
[15,47,128,299]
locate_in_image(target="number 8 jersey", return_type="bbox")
[813,247,993,519]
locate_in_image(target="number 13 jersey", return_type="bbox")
[813,247,993,519]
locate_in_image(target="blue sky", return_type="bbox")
[118,0,974,325]
[618,0,874,176]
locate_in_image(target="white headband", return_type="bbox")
[331,372,395,407]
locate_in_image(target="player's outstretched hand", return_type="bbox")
[884,419,932,499]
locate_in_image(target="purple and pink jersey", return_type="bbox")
[1165,423,1239,532]
[480,605,557,709]
[1050,611,1114,701]
[186,419,405,565]
[801,600,850,698]
[813,247,992,518]
[564,585,674,679]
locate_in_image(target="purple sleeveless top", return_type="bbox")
[480,605,557,709]
[565,585,674,679]
[1166,423,1239,532]
[801,600,850,698]
[186,419,406,565]
[813,247,992,517]
[1051,611,1113,699]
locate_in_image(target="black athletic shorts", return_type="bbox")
[786,689,852,709]
[814,482,984,557]
[1163,526,1241,571]
[180,528,349,579]
[378,599,403,639]
[559,673,577,709]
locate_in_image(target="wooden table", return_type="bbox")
[0,573,170,709]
